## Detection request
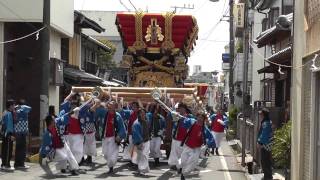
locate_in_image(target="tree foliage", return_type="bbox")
[97,39,117,69]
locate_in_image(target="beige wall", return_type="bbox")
[69,33,81,67]
[291,0,306,179]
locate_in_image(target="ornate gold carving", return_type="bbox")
[161,12,175,52]
[133,72,175,87]
[147,47,161,53]
[130,11,146,53]
[174,56,187,73]
[137,56,174,74]
[120,55,133,68]
[184,16,199,57]
[145,18,164,44]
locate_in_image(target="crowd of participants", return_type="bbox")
[1,91,229,180]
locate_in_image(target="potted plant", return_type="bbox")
[272,120,291,180]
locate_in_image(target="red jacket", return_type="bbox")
[186,123,203,148]
[128,111,138,135]
[211,114,225,132]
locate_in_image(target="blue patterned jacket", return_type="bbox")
[14,105,32,135]
[39,111,70,159]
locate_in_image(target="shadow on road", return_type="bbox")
[198,158,209,168]
[156,170,175,180]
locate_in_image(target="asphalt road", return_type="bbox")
[0,138,247,180]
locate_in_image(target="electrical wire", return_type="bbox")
[119,0,131,11]
[128,0,138,11]
[0,26,46,44]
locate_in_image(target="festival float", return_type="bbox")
[72,12,204,157]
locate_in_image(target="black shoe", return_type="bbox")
[181,174,185,180]
[215,148,220,156]
[79,157,85,166]
[108,167,114,174]
[60,169,67,174]
[170,166,177,170]
[178,168,182,174]
[154,158,160,167]
[70,170,79,176]
[86,156,93,164]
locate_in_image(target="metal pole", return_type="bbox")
[40,0,50,136]
[241,0,249,167]
[229,0,235,105]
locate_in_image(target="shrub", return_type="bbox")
[272,120,291,169]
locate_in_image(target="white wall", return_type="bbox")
[0,0,74,37]
[0,22,4,114]
[251,11,266,104]
[49,30,61,114]
[81,11,120,37]
[51,0,74,37]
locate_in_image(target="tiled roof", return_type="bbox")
[254,13,293,48]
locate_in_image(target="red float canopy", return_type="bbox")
[116,12,198,56]
[184,83,208,97]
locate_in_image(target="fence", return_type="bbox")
[236,101,285,172]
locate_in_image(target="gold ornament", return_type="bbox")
[145,18,164,44]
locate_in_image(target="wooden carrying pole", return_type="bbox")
[72,87,197,95]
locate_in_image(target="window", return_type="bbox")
[261,18,268,31]
[269,8,280,27]
[283,0,293,14]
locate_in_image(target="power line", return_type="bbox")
[119,0,131,11]
[128,0,137,11]
[0,26,46,44]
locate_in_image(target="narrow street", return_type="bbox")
[0,138,247,180]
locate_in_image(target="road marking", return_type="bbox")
[200,169,212,173]
[219,150,233,180]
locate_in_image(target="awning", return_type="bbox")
[266,46,292,64]
[254,13,293,48]
[255,0,275,11]
[257,65,276,74]
[82,33,111,52]
[64,67,103,85]
[74,11,105,33]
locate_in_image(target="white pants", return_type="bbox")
[212,131,225,148]
[102,137,119,168]
[179,146,201,175]
[84,132,97,156]
[168,139,183,167]
[54,142,79,171]
[66,134,84,163]
[150,137,162,159]
[136,141,150,173]
[123,135,133,161]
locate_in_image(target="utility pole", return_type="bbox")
[40,0,50,135]
[171,4,194,13]
[241,0,250,167]
[229,0,235,105]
